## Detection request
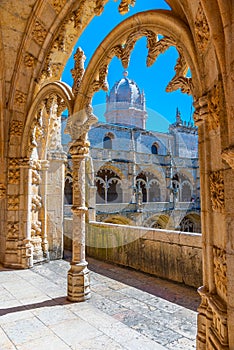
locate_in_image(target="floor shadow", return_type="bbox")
[0,296,73,316]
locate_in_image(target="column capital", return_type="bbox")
[69,139,90,157]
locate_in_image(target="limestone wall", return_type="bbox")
[64,218,202,288]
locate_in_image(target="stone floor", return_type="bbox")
[0,257,200,350]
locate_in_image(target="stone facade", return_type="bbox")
[62,76,200,232]
[0,1,233,348]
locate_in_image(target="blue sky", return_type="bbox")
[62,0,194,132]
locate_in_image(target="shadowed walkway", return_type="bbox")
[0,258,199,349]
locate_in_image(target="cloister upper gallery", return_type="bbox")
[0,0,233,349]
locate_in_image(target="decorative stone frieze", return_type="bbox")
[94,0,106,16]
[14,91,27,111]
[207,83,221,131]
[7,222,19,240]
[195,2,210,52]
[9,120,23,136]
[118,0,136,15]
[209,170,225,211]
[31,20,47,45]
[24,53,35,67]
[71,47,86,97]
[213,246,227,301]
[8,168,20,184]
[49,0,67,13]
[193,94,209,126]
[0,184,6,199]
[8,195,20,210]
[222,146,234,169]
[197,287,228,349]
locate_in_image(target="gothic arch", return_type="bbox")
[72,10,202,121]
[21,81,73,158]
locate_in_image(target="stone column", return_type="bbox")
[67,138,91,302]
[39,160,50,260]
[194,87,230,349]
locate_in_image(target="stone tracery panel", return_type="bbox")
[209,170,225,211]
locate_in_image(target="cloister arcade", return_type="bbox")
[0,1,233,348]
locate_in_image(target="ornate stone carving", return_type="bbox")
[0,183,6,199]
[193,94,208,126]
[9,120,23,136]
[91,64,109,94]
[166,53,193,95]
[49,0,67,13]
[14,91,27,111]
[7,222,19,240]
[94,0,106,16]
[32,20,47,45]
[117,0,136,14]
[71,47,86,97]
[147,35,175,67]
[69,139,90,157]
[24,53,35,67]
[195,2,210,52]
[28,109,43,155]
[73,1,86,29]
[209,170,225,211]
[213,246,227,300]
[8,168,20,184]
[197,287,228,349]
[222,146,234,169]
[65,105,97,141]
[8,195,20,210]
[207,83,221,131]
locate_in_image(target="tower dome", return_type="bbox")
[105,72,147,129]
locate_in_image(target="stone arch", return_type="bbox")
[21,81,73,158]
[104,216,134,226]
[72,10,202,121]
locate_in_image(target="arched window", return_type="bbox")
[103,133,114,149]
[151,143,158,154]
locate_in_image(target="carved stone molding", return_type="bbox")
[49,0,67,13]
[8,168,20,184]
[207,83,221,131]
[195,2,210,52]
[0,184,6,199]
[193,94,208,126]
[118,0,136,15]
[9,120,23,136]
[32,20,47,45]
[24,53,36,68]
[71,47,86,97]
[14,91,27,111]
[7,222,19,240]
[222,146,234,169]
[69,139,90,157]
[8,195,20,210]
[213,246,227,301]
[209,170,225,211]
[197,287,228,349]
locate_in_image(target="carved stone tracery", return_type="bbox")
[209,170,225,211]
[195,2,210,52]
[213,246,227,301]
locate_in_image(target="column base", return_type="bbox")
[67,262,91,302]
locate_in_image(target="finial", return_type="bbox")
[123,70,128,77]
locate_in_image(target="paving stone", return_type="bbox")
[49,318,103,347]
[1,316,52,346]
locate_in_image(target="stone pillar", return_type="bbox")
[194,87,230,349]
[67,138,91,302]
[47,151,66,260]
[39,160,50,260]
